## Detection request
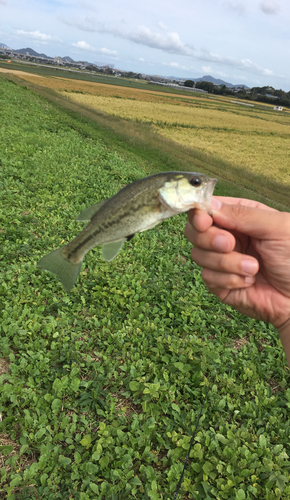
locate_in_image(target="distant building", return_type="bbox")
[273,106,283,111]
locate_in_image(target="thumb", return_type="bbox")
[212,201,289,240]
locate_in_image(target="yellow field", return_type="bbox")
[2,67,289,186]
[62,92,290,185]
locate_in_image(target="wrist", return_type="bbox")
[277,318,290,368]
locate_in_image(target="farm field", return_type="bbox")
[1,73,290,500]
[1,65,289,194]
[60,93,290,187]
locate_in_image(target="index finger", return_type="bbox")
[214,196,277,212]
[212,203,290,240]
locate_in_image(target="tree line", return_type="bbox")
[183,80,290,108]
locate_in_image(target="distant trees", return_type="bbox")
[85,64,97,71]
[184,80,194,87]
[195,81,216,93]
[181,79,290,107]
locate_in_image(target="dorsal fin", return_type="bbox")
[76,200,107,221]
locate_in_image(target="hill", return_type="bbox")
[191,75,248,88]
[15,47,53,59]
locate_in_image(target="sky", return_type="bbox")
[1,0,290,90]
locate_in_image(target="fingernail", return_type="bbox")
[211,198,222,211]
[241,259,258,275]
[213,235,230,252]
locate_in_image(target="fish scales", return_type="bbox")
[37,171,216,291]
[65,187,160,262]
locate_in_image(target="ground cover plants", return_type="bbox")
[1,75,290,500]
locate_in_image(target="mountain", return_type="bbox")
[62,56,74,63]
[15,47,53,59]
[193,75,234,87]
[191,75,249,89]
[1,42,250,88]
[171,74,249,89]
[5,45,89,65]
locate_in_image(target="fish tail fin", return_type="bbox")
[37,247,83,291]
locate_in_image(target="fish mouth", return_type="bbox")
[197,178,217,214]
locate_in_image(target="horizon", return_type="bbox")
[0,42,279,91]
[0,0,290,92]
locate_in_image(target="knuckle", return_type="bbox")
[218,253,231,271]
[228,274,242,288]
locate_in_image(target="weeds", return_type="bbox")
[1,75,290,500]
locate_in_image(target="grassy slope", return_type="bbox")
[1,76,290,500]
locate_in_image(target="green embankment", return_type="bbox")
[1,76,290,500]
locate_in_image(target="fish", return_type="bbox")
[37,171,216,291]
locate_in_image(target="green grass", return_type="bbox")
[1,76,290,500]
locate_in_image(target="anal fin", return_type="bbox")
[102,239,125,262]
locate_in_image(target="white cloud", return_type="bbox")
[72,40,95,51]
[64,16,97,33]
[0,0,7,4]
[199,48,273,76]
[78,0,98,11]
[202,66,212,73]
[139,57,145,61]
[100,47,118,56]
[76,23,194,56]
[16,30,61,43]
[122,26,193,55]
[161,61,193,71]
[259,1,280,15]
[72,41,117,56]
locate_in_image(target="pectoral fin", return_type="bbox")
[102,239,125,262]
[76,200,107,221]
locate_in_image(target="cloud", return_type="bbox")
[161,61,194,71]
[199,48,273,76]
[64,16,97,32]
[100,47,118,56]
[259,1,280,14]
[72,41,117,56]
[224,2,246,15]
[129,26,192,55]
[0,0,7,4]
[70,22,193,56]
[202,66,212,73]
[77,0,98,11]
[16,30,61,43]
[72,40,95,51]
[158,21,168,30]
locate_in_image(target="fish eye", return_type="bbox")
[189,177,201,187]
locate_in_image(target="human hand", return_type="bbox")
[184,197,290,336]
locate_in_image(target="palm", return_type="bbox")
[216,233,290,329]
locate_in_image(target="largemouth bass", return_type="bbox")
[37,171,216,291]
